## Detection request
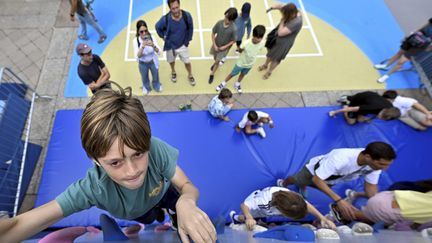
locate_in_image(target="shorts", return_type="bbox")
[399,109,426,130]
[210,46,229,62]
[230,65,251,76]
[166,45,190,64]
[361,191,406,225]
[400,38,426,58]
[292,166,315,187]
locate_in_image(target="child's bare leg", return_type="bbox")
[282,176,296,187]
[244,125,257,135]
[384,49,405,67]
[237,72,247,83]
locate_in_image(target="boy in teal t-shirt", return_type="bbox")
[0,84,216,243]
[215,25,266,94]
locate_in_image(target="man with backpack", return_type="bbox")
[374,17,432,83]
[155,0,196,86]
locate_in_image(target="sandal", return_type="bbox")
[258,65,267,72]
[188,76,196,86]
[97,35,107,44]
[263,72,272,80]
[171,73,177,83]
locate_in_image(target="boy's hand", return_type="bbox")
[245,218,256,230]
[336,200,356,220]
[223,116,230,122]
[320,217,336,230]
[235,126,241,133]
[176,198,216,243]
[329,111,336,117]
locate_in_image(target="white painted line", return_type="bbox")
[263,0,275,28]
[163,0,167,15]
[196,0,205,57]
[124,0,134,61]
[298,0,323,55]
[229,0,234,7]
[124,52,322,62]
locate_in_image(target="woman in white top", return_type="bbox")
[383,90,432,130]
[133,20,162,94]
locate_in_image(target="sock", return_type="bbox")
[235,82,241,87]
[221,81,227,86]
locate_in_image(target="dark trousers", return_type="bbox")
[133,185,180,225]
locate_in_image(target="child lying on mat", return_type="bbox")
[230,186,336,231]
[0,82,216,243]
[208,88,234,121]
[235,110,274,138]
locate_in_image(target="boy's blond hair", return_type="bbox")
[80,82,151,161]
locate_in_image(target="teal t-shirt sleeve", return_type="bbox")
[150,137,179,180]
[55,174,96,217]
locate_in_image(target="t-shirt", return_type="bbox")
[212,20,237,47]
[168,17,188,50]
[236,39,264,68]
[305,148,381,186]
[348,91,393,116]
[56,137,178,220]
[244,187,290,218]
[208,95,230,117]
[77,54,105,86]
[392,96,417,116]
[237,111,269,129]
[395,190,432,224]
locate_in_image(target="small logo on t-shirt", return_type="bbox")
[149,179,164,197]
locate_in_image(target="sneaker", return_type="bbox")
[216,83,225,91]
[421,228,432,238]
[157,85,163,92]
[316,229,340,239]
[329,203,343,224]
[188,76,196,86]
[344,189,356,204]
[97,35,107,44]
[374,63,388,70]
[336,95,349,105]
[258,122,264,127]
[208,75,214,84]
[219,57,226,66]
[352,222,373,236]
[235,50,240,54]
[142,86,150,95]
[171,73,177,83]
[256,127,266,138]
[276,179,285,187]
[78,34,89,40]
[229,210,240,224]
[235,84,242,94]
[377,74,389,83]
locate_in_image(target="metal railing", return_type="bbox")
[412,51,432,97]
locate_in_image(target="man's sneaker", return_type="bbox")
[208,75,214,84]
[277,179,286,187]
[421,228,432,238]
[344,189,356,204]
[235,84,242,94]
[377,74,389,83]
[142,87,150,95]
[229,210,240,224]
[374,63,388,70]
[336,95,349,105]
[352,222,373,236]
[219,57,226,66]
[329,203,350,225]
[188,76,196,86]
[155,85,163,92]
[256,127,266,138]
[216,83,225,91]
[171,73,177,83]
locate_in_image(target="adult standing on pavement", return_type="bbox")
[76,43,111,94]
[258,3,302,80]
[155,0,196,86]
[69,0,107,44]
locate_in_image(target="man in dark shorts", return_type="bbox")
[328,91,400,125]
[374,18,432,83]
[76,43,111,94]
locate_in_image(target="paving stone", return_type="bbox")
[21,42,39,56]
[56,97,81,110]
[36,58,65,95]
[302,91,331,107]
[259,93,279,107]
[47,28,75,59]
[278,92,304,107]
[235,93,257,108]
[32,34,50,52]
[21,63,41,86]
[191,94,212,110]
[29,98,55,140]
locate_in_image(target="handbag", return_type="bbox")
[406,31,431,48]
[265,28,278,49]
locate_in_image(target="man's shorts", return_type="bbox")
[210,46,229,62]
[230,65,251,76]
[166,45,191,64]
[292,166,315,187]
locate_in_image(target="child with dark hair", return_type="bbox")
[230,187,336,230]
[133,20,162,94]
[234,2,252,53]
[278,142,396,222]
[235,110,274,138]
[382,90,432,130]
[208,88,234,121]
[208,7,238,84]
[215,25,266,94]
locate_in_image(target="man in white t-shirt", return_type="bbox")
[277,142,396,221]
[235,110,274,138]
[230,186,336,230]
[382,90,432,130]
